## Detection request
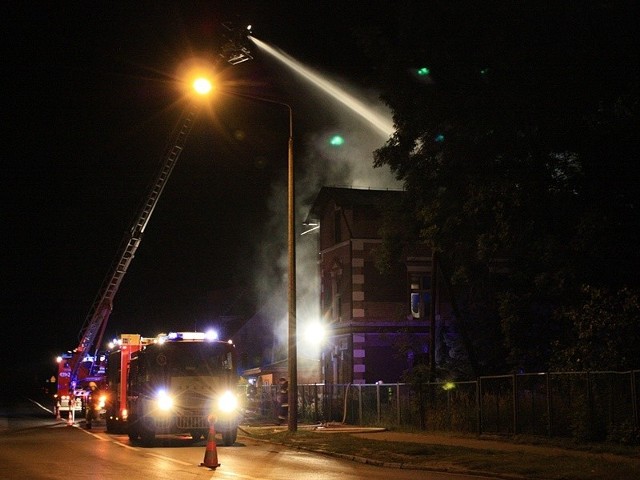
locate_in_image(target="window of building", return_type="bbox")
[333,293,342,322]
[410,273,431,318]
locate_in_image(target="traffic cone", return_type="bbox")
[67,409,73,426]
[200,417,220,469]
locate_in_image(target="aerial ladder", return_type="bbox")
[57,104,201,402]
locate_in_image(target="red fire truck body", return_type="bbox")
[55,352,107,416]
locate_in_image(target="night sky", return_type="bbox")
[3,2,399,386]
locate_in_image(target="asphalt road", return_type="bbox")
[1,396,501,480]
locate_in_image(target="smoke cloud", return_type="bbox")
[248,37,401,362]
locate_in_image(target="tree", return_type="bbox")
[551,286,640,371]
[359,1,640,371]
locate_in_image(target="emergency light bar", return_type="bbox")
[163,331,219,342]
[168,332,202,340]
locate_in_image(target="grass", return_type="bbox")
[242,428,640,480]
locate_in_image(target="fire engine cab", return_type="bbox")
[105,332,242,446]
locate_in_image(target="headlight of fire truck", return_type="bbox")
[217,390,239,413]
[97,394,107,410]
[155,389,174,411]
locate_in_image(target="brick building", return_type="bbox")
[306,186,447,384]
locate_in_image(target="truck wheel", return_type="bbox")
[222,428,237,446]
[105,417,115,433]
[127,427,139,441]
[139,425,155,446]
[127,416,140,441]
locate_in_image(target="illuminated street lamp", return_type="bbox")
[192,77,213,95]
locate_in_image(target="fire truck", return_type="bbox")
[105,332,242,446]
[55,351,107,417]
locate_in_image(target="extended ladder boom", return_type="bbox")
[70,104,201,382]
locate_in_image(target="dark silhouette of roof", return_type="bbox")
[306,186,404,223]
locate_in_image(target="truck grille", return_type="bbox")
[176,415,208,429]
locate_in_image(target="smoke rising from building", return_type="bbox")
[246,38,401,363]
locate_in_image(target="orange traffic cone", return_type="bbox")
[200,417,220,469]
[67,409,73,426]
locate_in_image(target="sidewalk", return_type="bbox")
[239,422,640,477]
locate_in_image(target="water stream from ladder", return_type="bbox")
[248,36,395,139]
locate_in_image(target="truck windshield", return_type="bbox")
[146,342,233,376]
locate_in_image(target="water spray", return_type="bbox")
[248,36,394,138]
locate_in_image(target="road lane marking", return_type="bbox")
[216,471,264,480]
[81,430,108,440]
[78,429,139,450]
[111,439,138,450]
[146,452,192,466]
[29,398,54,415]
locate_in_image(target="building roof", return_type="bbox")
[305,186,404,223]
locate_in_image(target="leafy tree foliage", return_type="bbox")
[359,1,640,372]
[551,286,640,371]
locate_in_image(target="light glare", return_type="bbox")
[205,329,218,341]
[218,391,238,412]
[193,77,212,95]
[305,322,326,343]
[156,389,173,410]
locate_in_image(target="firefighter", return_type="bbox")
[276,377,288,425]
[85,382,98,429]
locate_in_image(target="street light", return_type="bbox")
[192,77,213,95]
[225,91,297,432]
[186,74,299,429]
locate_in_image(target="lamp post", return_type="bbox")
[226,92,297,431]
[285,103,298,433]
[181,74,299,430]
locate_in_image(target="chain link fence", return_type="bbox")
[241,370,639,443]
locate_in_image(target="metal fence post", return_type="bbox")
[546,372,552,437]
[358,384,362,425]
[587,371,593,435]
[376,382,381,423]
[477,377,482,435]
[396,383,401,426]
[512,373,518,435]
[632,371,638,430]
